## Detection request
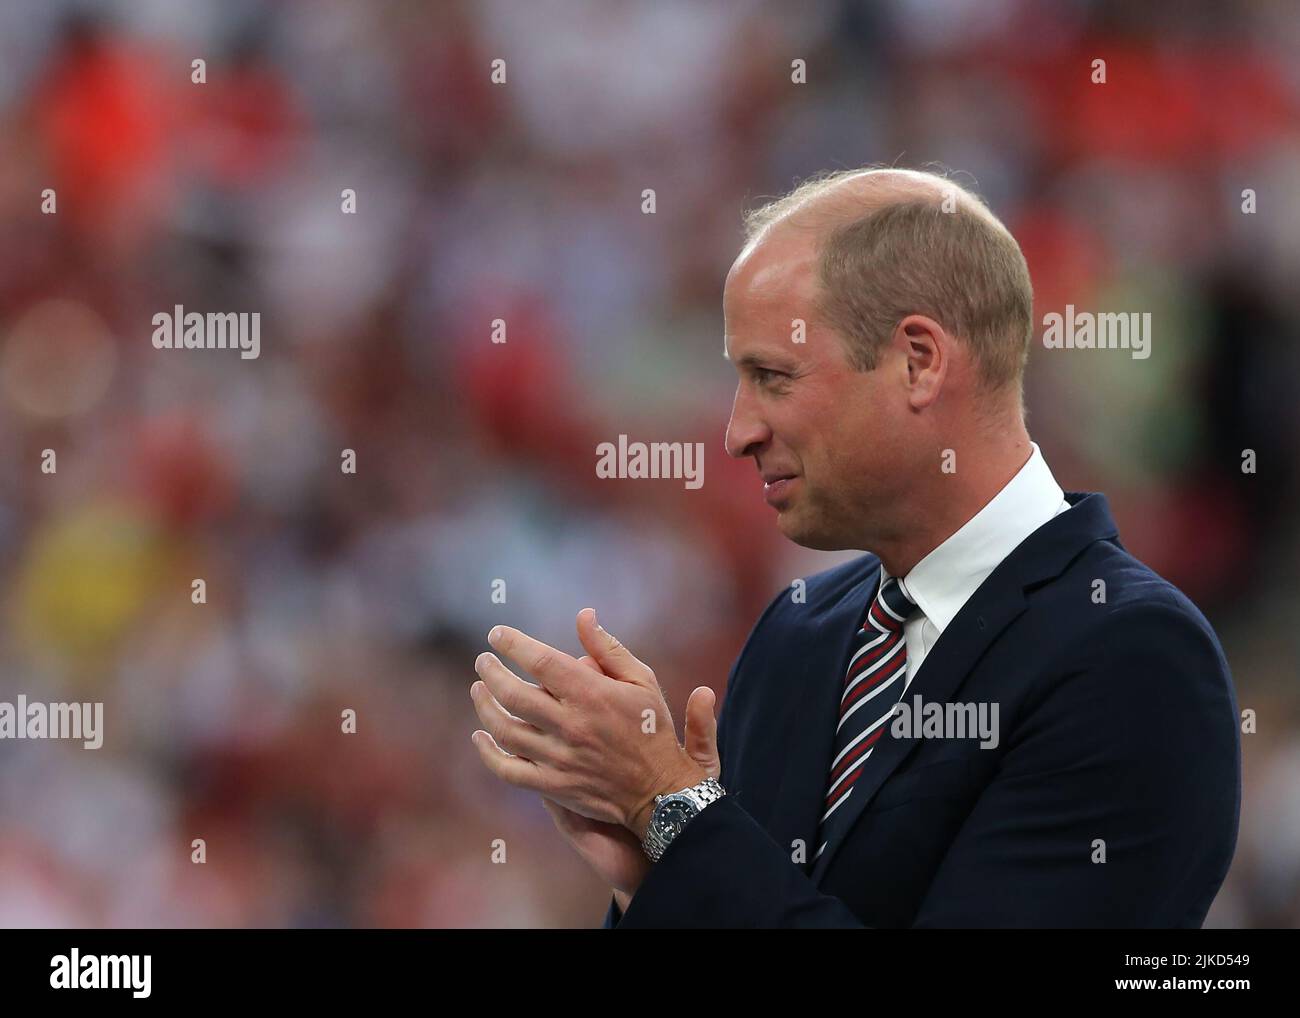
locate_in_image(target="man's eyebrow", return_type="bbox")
[730,351,798,371]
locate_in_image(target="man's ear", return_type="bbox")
[895,314,947,409]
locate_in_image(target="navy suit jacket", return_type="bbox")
[604,491,1241,928]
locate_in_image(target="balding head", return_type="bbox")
[740,168,1033,400]
[742,168,959,242]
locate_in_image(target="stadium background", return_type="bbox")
[0,0,1296,927]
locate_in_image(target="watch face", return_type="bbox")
[652,797,696,839]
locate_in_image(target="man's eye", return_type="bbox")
[754,368,786,386]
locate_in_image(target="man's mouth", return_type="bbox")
[762,473,799,506]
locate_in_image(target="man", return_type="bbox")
[469,168,1241,927]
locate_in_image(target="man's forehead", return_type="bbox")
[722,234,820,359]
[725,234,819,307]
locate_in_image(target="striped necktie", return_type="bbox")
[815,575,920,862]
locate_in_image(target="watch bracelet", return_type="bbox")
[642,777,726,861]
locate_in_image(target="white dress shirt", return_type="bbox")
[882,442,1071,691]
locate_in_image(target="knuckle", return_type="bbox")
[487,715,511,748]
[500,684,528,716]
[486,682,514,715]
[548,739,575,768]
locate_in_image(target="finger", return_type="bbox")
[475,651,565,729]
[470,729,547,792]
[577,655,604,672]
[487,626,580,699]
[683,686,721,779]
[470,679,561,762]
[575,608,652,686]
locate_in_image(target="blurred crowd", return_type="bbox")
[0,0,1296,927]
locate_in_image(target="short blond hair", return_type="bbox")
[743,168,1033,394]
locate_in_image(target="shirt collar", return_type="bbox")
[882,442,1067,635]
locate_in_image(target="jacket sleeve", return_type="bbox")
[612,601,1240,928]
[613,795,868,927]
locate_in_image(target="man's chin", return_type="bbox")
[774,507,851,552]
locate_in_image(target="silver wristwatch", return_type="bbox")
[642,776,726,862]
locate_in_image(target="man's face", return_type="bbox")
[723,228,913,551]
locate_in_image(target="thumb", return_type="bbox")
[575,608,646,684]
[541,796,579,835]
[683,686,721,779]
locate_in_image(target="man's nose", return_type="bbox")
[724,384,770,459]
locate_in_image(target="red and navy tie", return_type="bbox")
[815,575,919,862]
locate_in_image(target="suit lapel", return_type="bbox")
[807,490,1117,884]
[766,564,880,875]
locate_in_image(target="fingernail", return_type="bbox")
[488,626,503,645]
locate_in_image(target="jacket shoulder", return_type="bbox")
[723,553,878,700]
[788,553,880,618]
[1061,540,1223,651]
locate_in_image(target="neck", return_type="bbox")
[873,420,1033,577]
